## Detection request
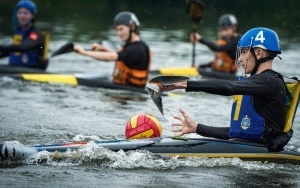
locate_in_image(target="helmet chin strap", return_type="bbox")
[126,28,133,45]
[250,48,276,75]
[125,23,136,45]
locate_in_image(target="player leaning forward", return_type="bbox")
[159,27,298,152]
[74,11,151,88]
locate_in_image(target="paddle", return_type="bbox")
[147,76,190,115]
[51,40,118,57]
[146,87,164,115]
[149,1,205,77]
[51,41,74,57]
[187,0,205,67]
[148,75,189,85]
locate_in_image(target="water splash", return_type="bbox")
[72,134,103,142]
[21,142,300,171]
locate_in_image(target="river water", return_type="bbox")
[1,1,300,187]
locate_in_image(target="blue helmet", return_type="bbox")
[238,27,281,54]
[15,0,37,14]
[13,0,37,27]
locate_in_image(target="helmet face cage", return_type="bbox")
[235,37,254,77]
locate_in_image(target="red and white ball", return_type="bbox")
[125,114,162,139]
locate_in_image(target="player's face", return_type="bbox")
[17,8,34,27]
[237,48,255,74]
[115,25,130,42]
[219,27,235,39]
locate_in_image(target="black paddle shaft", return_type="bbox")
[186,0,205,67]
[51,41,117,58]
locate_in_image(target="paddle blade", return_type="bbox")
[187,0,205,24]
[148,76,189,85]
[51,42,74,57]
[146,87,164,115]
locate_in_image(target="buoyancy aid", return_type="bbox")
[229,76,267,142]
[211,39,237,73]
[284,81,300,132]
[229,76,300,143]
[229,93,265,141]
[9,27,49,69]
[113,49,151,88]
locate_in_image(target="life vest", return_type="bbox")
[211,39,237,73]
[113,49,151,88]
[9,27,49,68]
[229,77,265,141]
[229,76,300,142]
[284,81,300,132]
[229,94,265,141]
[41,31,50,64]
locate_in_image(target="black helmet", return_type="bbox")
[113,11,140,28]
[219,14,237,27]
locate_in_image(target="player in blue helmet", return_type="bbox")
[13,0,37,27]
[157,27,297,152]
[0,0,49,70]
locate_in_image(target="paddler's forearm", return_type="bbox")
[82,50,118,61]
[185,75,274,96]
[196,124,230,140]
[0,38,41,52]
[199,38,219,51]
[0,44,30,52]
[186,80,236,96]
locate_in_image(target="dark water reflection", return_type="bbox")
[1,0,300,46]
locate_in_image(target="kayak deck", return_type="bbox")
[0,65,48,74]
[0,72,148,94]
[0,65,238,80]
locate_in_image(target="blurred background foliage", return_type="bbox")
[0,0,299,42]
